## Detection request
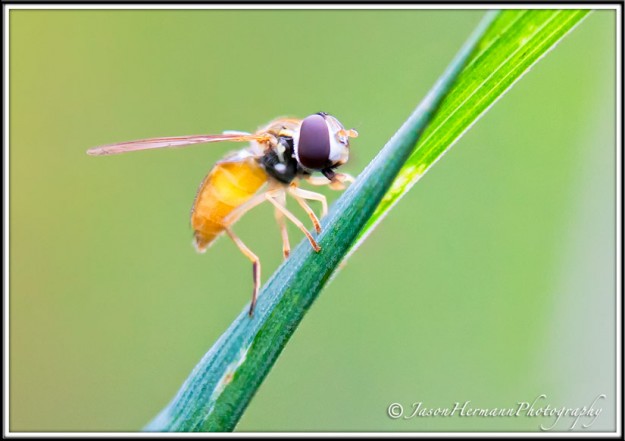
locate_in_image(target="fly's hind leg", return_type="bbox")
[223,186,291,259]
[225,228,261,317]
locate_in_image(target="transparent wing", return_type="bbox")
[86,133,270,156]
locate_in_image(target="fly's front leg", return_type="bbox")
[306,173,355,190]
[306,176,332,186]
[328,172,355,190]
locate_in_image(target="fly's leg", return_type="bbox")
[226,227,261,317]
[287,186,327,234]
[220,183,327,314]
[266,193,321,252]
[289,185,328,219]
[222,186,292,258]
[222,185,272,226]
[274,191,291,259]
[306,176,332,186]
[306,173,355,190]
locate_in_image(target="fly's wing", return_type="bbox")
[86,132,271,156]
[260,117,302,134]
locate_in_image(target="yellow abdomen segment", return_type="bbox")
[191,158,266,252]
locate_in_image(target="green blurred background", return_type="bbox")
[9,8,616,432]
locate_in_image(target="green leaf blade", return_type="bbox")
[145,9,590,432]
[358,9,590,247]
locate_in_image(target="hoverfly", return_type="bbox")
[87,112,358,316]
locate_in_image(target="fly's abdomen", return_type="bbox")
[191,158,266,252]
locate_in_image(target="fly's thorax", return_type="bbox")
[260,136,308,184]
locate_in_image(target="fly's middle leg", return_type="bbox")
[288,185,328,232]
[273,191,290,259]
[266,193,321,252]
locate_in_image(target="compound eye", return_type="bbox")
[297,114,331,169]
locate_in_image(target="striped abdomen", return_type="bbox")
[191,158,266,252]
